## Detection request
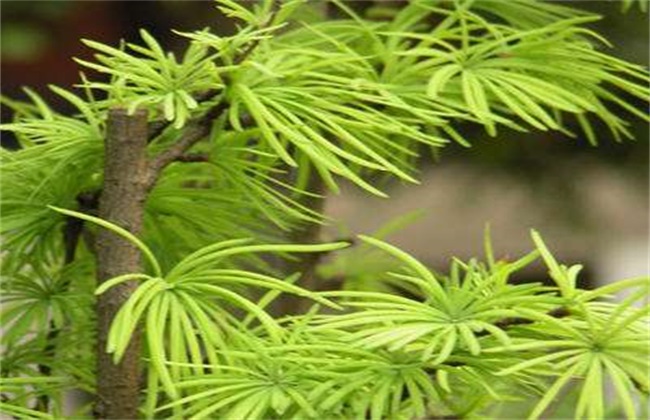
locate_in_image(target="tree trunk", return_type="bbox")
[94,108,149,419]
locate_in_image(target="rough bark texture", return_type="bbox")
[94,108,149,419]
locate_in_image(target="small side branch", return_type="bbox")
[145,0,281,144]
[175,153,210,163]
[145,102,227,190]
[144,12,278,180]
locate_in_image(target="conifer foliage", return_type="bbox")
[1,1,648,419]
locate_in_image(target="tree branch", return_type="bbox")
[145,103,227,190]
[86,8,284,414]
[175,153,210,163]
[144,1,283,187]
[145,0,282,144]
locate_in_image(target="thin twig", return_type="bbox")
[145,0,281,144]
[175,153,210,163]
[145,1,282,186]
[145,102,227,190]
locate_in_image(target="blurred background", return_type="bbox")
[1,0,648,288]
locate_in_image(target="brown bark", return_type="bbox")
[94,108,149,419]
[89,9,281,414]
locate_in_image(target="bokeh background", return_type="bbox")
[2,0,648,288]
